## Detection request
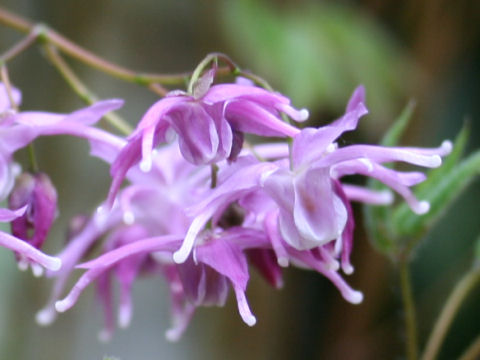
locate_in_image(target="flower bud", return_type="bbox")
[8,172,57,251]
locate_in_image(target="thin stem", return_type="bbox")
[422,268,480,360]
[0,28,38,64]
[43,44,133,135]
[1,65,39,171]
[399,257,419,360]
[459,334,480,360]
[237,70,274,92]
[0,7,232,92]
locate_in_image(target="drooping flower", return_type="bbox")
[0,206,61,273]
[0,81,123,275]
[106,71,309,206]
[8,172,58,258]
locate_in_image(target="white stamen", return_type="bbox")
[98,329,112,343]
[441,140,453,155]
[44,257,62,271]
[31,263,44,277]
[342,263,354,275]
[17,259,28,271]
[414,200,430,215]
[118,304,132,329]
[348,290,364,304]
[379,190,394,204]
[277,257,289,268]
[35,308,56,326]
[165,328,181,342]
[298,108,309,121]
[123,211,135,225]
[139,159,152,173]
[55,299,71,313]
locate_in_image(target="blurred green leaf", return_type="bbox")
[363,102,415,253]
[392,148,480,238]
[474,234,480,268]
[220,0,415,121]
[415,123,470,194]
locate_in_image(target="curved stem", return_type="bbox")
[459,334,480,360]
[422,268,480,360]
[0,7,226,92]
[43,44,132,135]
[399,257,419,360]
[1,65,39,171]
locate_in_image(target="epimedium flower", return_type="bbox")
[0,81,123,276]
[8,172,57,274]
[106,70,309,206]
[263,86,452,259]
[0,206,61,273]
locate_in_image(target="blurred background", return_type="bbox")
[0,0,479,359]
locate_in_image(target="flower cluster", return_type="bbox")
[0,73,452,341]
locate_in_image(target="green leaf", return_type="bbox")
[392,149,480,238]
[363,102,415,253]
[220,0,415,119]
[474,234,480,269]
[415,122,469,194]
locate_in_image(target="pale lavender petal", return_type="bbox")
[0,82,21,111]
[225,99,300,137]
[292,168,347,248]
[0,205,27,221]
[0,231,61,271]
[341,184,394,205]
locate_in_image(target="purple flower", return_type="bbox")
[106,73,308,206]
[8,172,58,256]
[263,86,452,262]
[0,206,61,274]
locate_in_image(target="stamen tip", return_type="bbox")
[299,108,309,121]
[342,263,354,275]
[349,291,364,304]
[415,201,430,215]
[139,159,152,173]
[55,299,70,313]
[98,329,112,343]
[123,211,135,225]
[173,251,187,264]
[441,140,453,154]
[245,315,257,327]
[36,308,56,326]
[277,257,289,268]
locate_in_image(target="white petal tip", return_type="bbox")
[349,291,364,304]
[17,259,28,271]
[123,211,135,225]
[298,109,309,121]
[277,257,289,268]
[46,258,62,271]
[244,315,257,327]
[380,190,394,204]
[172,251,187,264]
[31,264,44,277]
[342,264,354,275]
[139,160,151,173]
[35,309,56,326]
[414,201,430,215]
[441,140,453,154]
[165,329,181,342]
[54,300,70,313]
[98,329,112,343]
[118,307,131,329]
